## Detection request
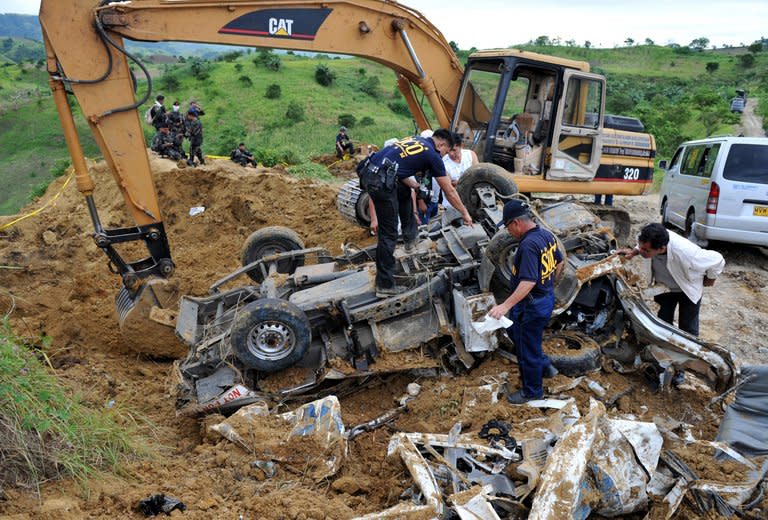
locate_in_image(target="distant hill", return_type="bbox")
[0,14,42,41]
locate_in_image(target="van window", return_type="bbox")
[700,144,720,178]
[681,146,705,176]
[723,144,768,185]
[669,147,684,170]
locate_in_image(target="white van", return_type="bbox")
[659,136,768,248]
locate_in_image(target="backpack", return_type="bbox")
[144,106,155,124]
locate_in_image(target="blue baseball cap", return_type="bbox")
[498,200,530,228]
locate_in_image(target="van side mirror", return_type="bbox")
[658,159,668,170]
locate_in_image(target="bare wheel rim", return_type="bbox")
[247,320,296,361]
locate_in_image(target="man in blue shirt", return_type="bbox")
[358,128,473,297]
[489,200,564,404]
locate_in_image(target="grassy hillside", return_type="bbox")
[1,43,766,215]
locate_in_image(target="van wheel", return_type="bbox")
[685,210,695,240]
[660,198,672,229]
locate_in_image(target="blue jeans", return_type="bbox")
[418,201,438,225]
[594,194,614,206]
[506,293,555,398]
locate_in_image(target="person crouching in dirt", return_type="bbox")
[336,126,355,158]
[151,123,182,161]
[357,128,472,297]
[617,223,724,336]
[488,200,563,405]
[185,110,204,167]
[231,143,256,167]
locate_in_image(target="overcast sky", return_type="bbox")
[4,0,765,49]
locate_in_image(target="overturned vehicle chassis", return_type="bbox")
[172,169,736,415]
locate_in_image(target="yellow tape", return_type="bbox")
[0,171,74,230]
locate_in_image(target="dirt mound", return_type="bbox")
[0,156,372,357]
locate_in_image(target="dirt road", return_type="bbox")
[736,98,766,137]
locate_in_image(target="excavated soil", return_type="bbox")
[0,158,766,519]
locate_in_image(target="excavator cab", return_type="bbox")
[452,51,606,182]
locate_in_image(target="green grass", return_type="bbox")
[0,95,100,215]
[0,321,145,493]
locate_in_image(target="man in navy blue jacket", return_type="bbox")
[358,128,472,297]
[489,200,563,404]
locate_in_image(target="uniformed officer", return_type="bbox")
[231,143,256,166]
[151,123,181,160]
[488,199,563,404]
[357,128,472,297]
[185,110,204,167]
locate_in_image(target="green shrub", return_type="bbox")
[234,63,243,72]
[360,75,380,97]
[265,83,281,99]
[29,182,49,200]
[360,116,374,127]
[315,64,336,86]
[338,114,356,128]
[218,50,243,62]
[357,67,367,76]
[254,49,282,71]
[285,101,305,123]
[238,75,253,86]
[50,158,71,178]
[388,100,410,116]
[740,54,755,68]
[287,161,333,181]
[189,57,210,80]
[263,54,282,71]
[252,148,298,167]
[160,74,180,91]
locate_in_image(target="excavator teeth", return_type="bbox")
[115,286,138,327]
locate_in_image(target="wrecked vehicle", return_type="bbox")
[173,170,735,415]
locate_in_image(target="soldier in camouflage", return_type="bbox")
[151,123,182,161]
[185,110,204,167]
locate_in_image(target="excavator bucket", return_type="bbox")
[116,278,185,357]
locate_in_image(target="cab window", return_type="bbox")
[562,77,602,128]
[680,146,705,176]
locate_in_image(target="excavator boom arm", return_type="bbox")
[39,0,465,316]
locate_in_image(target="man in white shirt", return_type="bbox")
[618,223,725,336]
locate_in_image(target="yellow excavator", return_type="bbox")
[40,0,655,322]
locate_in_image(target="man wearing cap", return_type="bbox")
[489,200,563,404]
[336,126,354,158]
[357,128,473,297]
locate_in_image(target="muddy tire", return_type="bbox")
[685,210,696,240]
[543,331,601,376]
[241,226,305,283]
[456,163,518,221]
[485,229,519,301]
[660,198,672,229]
[230,298,311,373]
